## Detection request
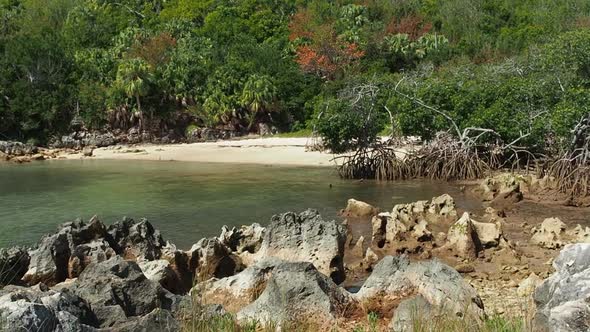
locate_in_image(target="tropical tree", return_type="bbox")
[240,74,276,131]
[115,58,152,131]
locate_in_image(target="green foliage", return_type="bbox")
[315,81,387,153]
[2,0,590,144]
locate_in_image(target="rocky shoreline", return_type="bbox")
[1,175,589,331]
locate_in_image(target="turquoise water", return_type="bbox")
[0,160,477,249]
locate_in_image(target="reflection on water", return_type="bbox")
[0,160,479,249]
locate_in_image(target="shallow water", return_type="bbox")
[0,160,479,249]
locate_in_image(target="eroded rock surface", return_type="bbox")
[244,209,347,283]
[236,261,357,326]
[533,244,590,332]
[355,256,485,322]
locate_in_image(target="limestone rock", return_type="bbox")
[65,256,177,327]
[389,295,434,332]
[440,212,481,259]
[108,217,166,261]
[351,236,365,257]
[428,194,457,217]
[218,223,265,254]
[68,239,116,279]
[106,308,179,332]
[472,220,503,248]
[245,209,347,283]
[371,212,412,248]
[567,224,590,243]
[355,256,485,322]
[193,258,284,312]
[0,287,97,332]
[517,273,543,297]
[363,248,379,269]
[138,260,181,294]
[531,218,567,249]
[236,261,357,326]
[188,237,242,283]
[343,199,378,218]
[477,173,524,204]
[82,147,94,157]
[533,244,590,332]
[0,247,30,286]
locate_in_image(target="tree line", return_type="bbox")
[1,0,590,147]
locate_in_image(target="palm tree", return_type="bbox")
[239,74,276,131]
[115,58,151,131]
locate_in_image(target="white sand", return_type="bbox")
[60,137,341,167]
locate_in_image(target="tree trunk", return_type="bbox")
[136,93,143,132]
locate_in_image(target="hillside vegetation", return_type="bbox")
[1,0,590,150]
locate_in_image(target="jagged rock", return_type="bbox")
[23,216,170,286]
[107,308,179,332]
[68,239,116,279]
[108,217,166,260]
[389,295,434,332]
[412,219,432,242]
[372,195,456,250]
[351,236,365,257]
[82,147,94,157]
[23,231,72,285]
[194,258,284,312]
[567,224,590,243]
[218,223,265,254]
[159,243,193,294]
[243,209,347,284]
[363,248,379,269]
[428,194,457,217]
[531,218,567,249]
[23,217,111,285]
[342,199,378,218]
[477,173,524,204]
[533,244,590,332]
[0,287,97,332]
[455,263,475,273]
[0,141,37,156]
[517,273,543,297]
[355,256,485,322]
[236,261,357,326]
[138,260,182,295]
[65,256,178,327]
[371,212,409,249]
[439,212,481,259]
[188,238,242,283]
[0,247,30,286]
[472,219,503,248]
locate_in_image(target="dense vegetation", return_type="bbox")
[1,0,590,150]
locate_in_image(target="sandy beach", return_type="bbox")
[59,137,342,167]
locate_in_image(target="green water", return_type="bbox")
[0,160,478,249]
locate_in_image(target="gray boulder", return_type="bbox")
[236,261,357,326]
[23,217,111,285]
[218,223,265,254]
[188,237,243,283]
[533,244,590,332]
[108,308,179,332]
[243,209,347,283]
[0,287,97,332]
[65,256,177,327]
[0,141,37,156]
[193,257,284,312]
[108,217,166,261]
[389,295,434,332]
[0,247,30,286]
[355,256,485,322]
